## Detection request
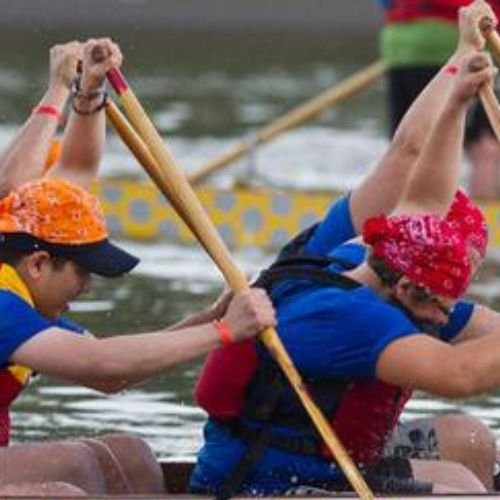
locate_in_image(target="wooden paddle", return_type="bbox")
[481,16,500,64]
[105,67,374,499]
[478,83,500,142]
[105,99,205,245]
[478,17,500,142]
[188,60,386,185]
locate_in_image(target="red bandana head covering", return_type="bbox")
[446,189,488,259]
[363,213,472,298]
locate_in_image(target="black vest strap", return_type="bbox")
[275,222,319,259]
[216,364,284,500]
[220,253,361,499]
[253,255,359,294]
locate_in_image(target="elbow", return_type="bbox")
[82,379,129,394]
[93,381,129,394]
[437,360,488,398]
[82,351,129,390]
[440,378,477,399]
[390,128,423,162]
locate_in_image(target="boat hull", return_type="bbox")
[160,460,497,498]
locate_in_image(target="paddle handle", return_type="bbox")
[107,74,246,287]
[106,68,374,499]
[188,60,386,185]
[481,16,500,63]
[477,17,500,142]
[479,84,500,142]
[105,99,204,241]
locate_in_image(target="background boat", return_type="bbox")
[94,178,500,252]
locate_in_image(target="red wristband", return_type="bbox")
[33,105,64,124]
[213,320,233,346]
[444,64,459,75]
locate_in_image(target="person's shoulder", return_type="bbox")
[350,287,416,324]
[309,282,391,317]
[0,291,53,367]
[328,239,366,269]
[0,289,39,312]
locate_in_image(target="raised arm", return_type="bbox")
[47,38,122,189]
[0,42,81,198]
[395,52,495,215]
[350,0,494,231]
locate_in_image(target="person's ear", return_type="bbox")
[392,276,411,301]
[24,251,52,280]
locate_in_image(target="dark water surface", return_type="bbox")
[1,29,498,457]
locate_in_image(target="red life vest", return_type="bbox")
[385,0,500,23]
[195,253,412,467]
[195,339,257,420]
[0,366,31,446]
[196,340,411,466]
[325,380,412,465]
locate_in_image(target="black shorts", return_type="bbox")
[387,66,439,136]
[286,457,432,495]
[387,66,495,143]
[322,419,438,495]
[364,456,433,494]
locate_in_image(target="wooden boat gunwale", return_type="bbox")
[158,459,500,498]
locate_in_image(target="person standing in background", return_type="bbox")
[379,0,500,198]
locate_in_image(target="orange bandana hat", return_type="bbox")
[446,189,488,259]
[0,179,139,277]
[363,213,472,299]
[0,178,107,244]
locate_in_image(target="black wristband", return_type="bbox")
[72,91,108,115]
[71,74,106,101]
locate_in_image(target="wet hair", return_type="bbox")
[367,253,403,287]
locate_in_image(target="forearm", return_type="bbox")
[350,52,464,231]
[49,107,105,189]
[15,325,222,388]
[378,333,500,399]
[168,309,216,330]
[48,38,119,190]
[397,103,465,215]
[391,51,464,158]
[0,85,68,197]
[13,289,273,391]
[450,333,500,396]
[86,325,223,390]
[452,306,500,343]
